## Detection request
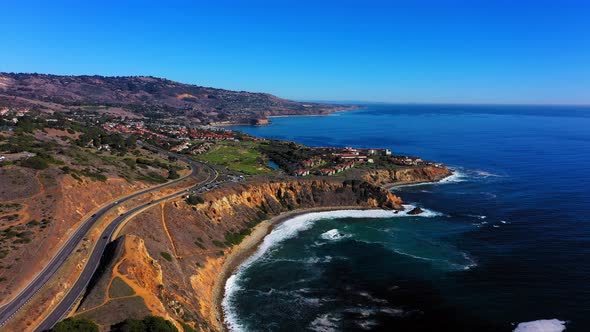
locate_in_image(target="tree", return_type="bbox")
[167,168,180,179]
[185,194,204,205]
[111,316,178,332]
[51,318,99,332]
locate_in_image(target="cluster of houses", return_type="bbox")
[301,157,323,168]
[391,156,444,168]
[0,107,30,124]
[170,141,213,155]
[316,161,356,176]
[102,121,242,142]
[293,147,381,177]
[161,125,238,141]
[189,130,235,141]
[102,122,167,139]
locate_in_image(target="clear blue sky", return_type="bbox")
[2,0,589,104]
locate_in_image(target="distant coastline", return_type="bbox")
[211,105,363,127]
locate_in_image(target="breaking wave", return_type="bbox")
[513,319,567,332]
[320,229,350,241]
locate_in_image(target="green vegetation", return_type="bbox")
[196,141,272,175]
[257,140,320,173]
[19,155,50,169]
[224,229,251,246]
[109,277,136,298]
[185,194,204,205]
[223,216,266,247]
[167,168,180,179]
[212,240,225,248]
[160,252,173,261]
[76,127,136,153]
[137,171,167,184]
[77,168,108,182]
[180,322,197,332]
[51,318,99,332]
[111,315,178,332]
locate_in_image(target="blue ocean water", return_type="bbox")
[224,104,590,331]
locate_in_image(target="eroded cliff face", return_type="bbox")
[362,165,453,187]
[80,178,403,331]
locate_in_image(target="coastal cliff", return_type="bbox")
[362,165,453,188]
[74,178,403,331]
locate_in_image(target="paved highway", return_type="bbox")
[0,149,217,330]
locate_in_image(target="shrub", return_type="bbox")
[111,316,178,332]
[20,156,49,169]
[51,318,99,332]
[160,252,172,261]
[212,240,225,248]
[168,168,180,179]
[185,195,204,205]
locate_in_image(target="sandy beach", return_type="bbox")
[211,205,377,331]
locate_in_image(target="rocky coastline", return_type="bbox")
[73,166,452,331]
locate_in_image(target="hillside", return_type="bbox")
[0,73,351,124]
[0,117,194,310]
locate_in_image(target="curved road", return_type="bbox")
[0,150,217,331]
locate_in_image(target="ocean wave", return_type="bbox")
[248,287,324,306]
[480,191,498,199]
[320,229,350,241]
[513,319,566,332]
[223,275,246,332]
[475,170,505,177]
[309,313,340,332]
[261,255,334,264]
[438,168,468,184]
[461,252,478,270]
[358,291,388,304]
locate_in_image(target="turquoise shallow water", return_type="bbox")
[224,104,590,331]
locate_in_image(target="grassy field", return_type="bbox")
[109,277,136,298]
[196,141,274,175]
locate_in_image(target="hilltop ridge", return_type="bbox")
[0,73,352,124]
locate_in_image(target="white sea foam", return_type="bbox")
[222,207,442,331]
[309,313,340,332]
[358,291,388,304]
[222,275,245,332]
[438,168,468,184]
[475,170,504,177]
[513,319,567,332]
[320,229,350,240]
